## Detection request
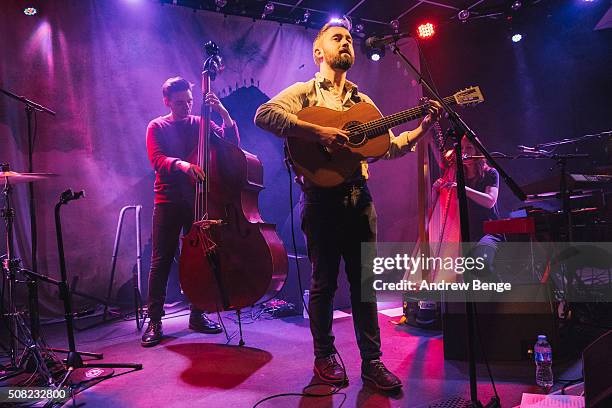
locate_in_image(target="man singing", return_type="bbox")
[255,20,440,390]
[142,77,240,347]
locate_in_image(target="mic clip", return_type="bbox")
[60,189,85,205]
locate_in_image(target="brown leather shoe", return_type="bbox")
[361,359,402,391]
[314,355,348,385]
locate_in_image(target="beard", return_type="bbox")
[328,52,353,71]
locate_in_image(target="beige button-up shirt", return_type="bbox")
[254,72,416,180]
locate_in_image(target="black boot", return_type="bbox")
[361,359,402,391]
[141,320,163,347]
[314,354,348,385]
[189,312,222,334]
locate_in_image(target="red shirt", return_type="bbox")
[146,115,240,204]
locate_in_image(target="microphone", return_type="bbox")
[365,32,411,49]
[59,189,85,205]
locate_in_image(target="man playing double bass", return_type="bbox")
[142,77,240,347]
[255,20,441,391]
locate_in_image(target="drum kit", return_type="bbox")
[1,167,143,391]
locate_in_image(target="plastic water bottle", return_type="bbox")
[302,290,310,319]
[534,334,553,388]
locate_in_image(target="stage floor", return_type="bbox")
[23,302,580,407]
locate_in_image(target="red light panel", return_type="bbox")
[417,23,435,39]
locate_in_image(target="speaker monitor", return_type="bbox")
[442,297,561,361]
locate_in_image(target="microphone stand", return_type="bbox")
[389,41,526,408]
[0,88,56,277]
[21,190,143,395]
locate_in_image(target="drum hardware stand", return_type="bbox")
[1,163,28,380]
[0,164,58,384]
[0,88,56,279]
[69,205,145,331]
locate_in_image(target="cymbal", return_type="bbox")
[0,171,59,184]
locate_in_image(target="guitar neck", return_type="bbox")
[355,95,456,137]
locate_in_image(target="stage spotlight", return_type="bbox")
[511,33,522,42]
[262,2,274,19]
[511,1,522,11]
[215,0,227,8]
[458,9,470,22]
[327,16,352,31]
[24,7,37,16]
[390,19,400,32]
[303,10,310,22]
[354,23,364,33]
[366,46,385,62]
[417,23,435,39]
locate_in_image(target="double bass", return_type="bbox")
[179,43,288,337]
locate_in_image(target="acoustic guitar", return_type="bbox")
[286,86,484,187]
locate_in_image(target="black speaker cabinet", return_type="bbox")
[583,330,612,408]
[442,297,563,361]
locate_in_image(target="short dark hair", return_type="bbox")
[312,19,352,65]
[162,77,193,98]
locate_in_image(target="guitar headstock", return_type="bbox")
[453,86,484,107]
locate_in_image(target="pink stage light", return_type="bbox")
[417,23,435,39]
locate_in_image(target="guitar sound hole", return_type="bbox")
[344,121,365,147]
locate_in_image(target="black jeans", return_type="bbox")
[147,201,202,321]
[300,182,382,361]
[466,233,503,283]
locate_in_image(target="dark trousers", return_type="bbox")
[300,183,382,361]
[147,201,201,321]
[467,233,503,282]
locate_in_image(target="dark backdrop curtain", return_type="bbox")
[0,0,422,315]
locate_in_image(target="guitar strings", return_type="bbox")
[346,96,455,135]
[344,96,456,138]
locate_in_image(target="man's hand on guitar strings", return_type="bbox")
[315,125,350,148]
